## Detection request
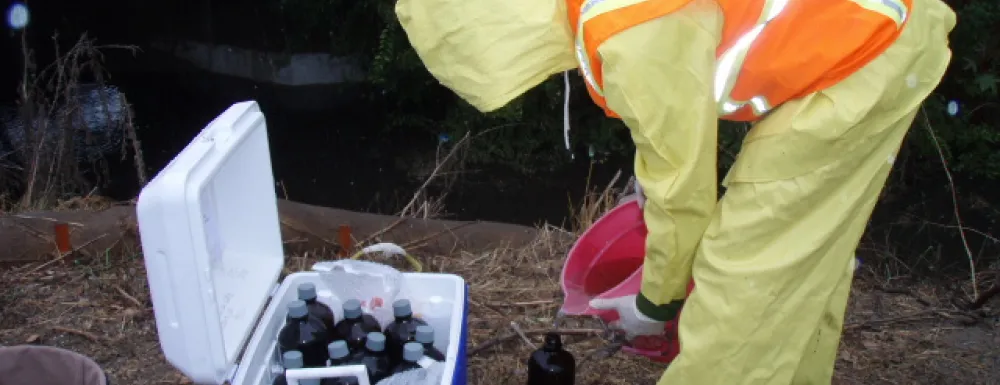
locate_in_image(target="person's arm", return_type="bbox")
[598,0,723,320]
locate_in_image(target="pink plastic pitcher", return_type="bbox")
[559,199,693,363]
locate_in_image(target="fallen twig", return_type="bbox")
[50,326,106,343]
[845,310,937,330]
[970,283,1000,310]
[7,220,53,241]
[468,328,602,357]
[491,300,556,307]
[909,217,1000,245]
[10,214,84,227]
[113,284,145,308]
[510,322,535,349]
[845,307,986,330]
[280,218,339,249]
[357,217,408,248]
[877,286,932,307]
[400,222,476,250]
[400,131,471,217]
[470,299,508,318]
[24,233,107,274]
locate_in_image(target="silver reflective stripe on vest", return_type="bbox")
[575,0,607,98]
[851,0,909,26]
[716,0,910,118]
[574,0,909,118]
[574,0,647,98]
[714,0,789,117]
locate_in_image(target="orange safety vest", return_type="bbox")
[567,0,912,122]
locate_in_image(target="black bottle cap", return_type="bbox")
[543,332,563,350]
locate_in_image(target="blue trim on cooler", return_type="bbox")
[451,283,469,385]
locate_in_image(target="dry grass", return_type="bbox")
[1,182,996,384]
[2,225,997,385]
[2,31,145,213]
[836,276,999,385]
[434,226,670,385]
[397,131,472,220]
[567,166,627,233]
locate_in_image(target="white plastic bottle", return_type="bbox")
[417,296,451,351]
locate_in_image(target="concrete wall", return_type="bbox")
[149,39,366,86]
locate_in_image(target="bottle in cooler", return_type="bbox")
[414,325,445,362]
[390,342,433,375]
[298,283,337,337]
[274,350,319,385]
[359,332,392,383]
[321,341,359,385]
[278,300,332,368]
[334,299,382,356]
[382,299,428,365]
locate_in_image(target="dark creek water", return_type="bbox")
[0,1,630,227]
[0,4,995,278]
[0,17,628,227]
[80,62,628,227]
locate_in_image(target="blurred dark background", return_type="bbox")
[0,0,997,275]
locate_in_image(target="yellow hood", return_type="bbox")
[395,0,578,112]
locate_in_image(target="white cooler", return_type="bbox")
[135,101,470,385]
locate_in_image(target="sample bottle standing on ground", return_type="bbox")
[414,325,446,361]
[335,299,383,356]
[526,333,576,385]
[359,332,393,383]
[299,283,337,336]
[383,299,428,364]
[278,300,332,368]
[274,350,319,385]
[321,341,360,385]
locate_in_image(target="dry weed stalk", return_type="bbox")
[397,125,513,219]
[398,131,471,218]
[568,164,624,233]
[919,106,980,300]
[4,31,143,211]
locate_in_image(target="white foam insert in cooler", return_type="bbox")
[232,271,465,385]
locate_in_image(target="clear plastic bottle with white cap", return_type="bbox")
[417,295,451,350]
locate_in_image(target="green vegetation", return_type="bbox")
[184,0,997,179]
[359,0,997,180]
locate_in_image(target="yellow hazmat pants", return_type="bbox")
[659,0,956,383]
[395,0,956,381]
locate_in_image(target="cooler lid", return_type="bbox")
[136,101,284,384]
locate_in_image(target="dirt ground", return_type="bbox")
[0,228,997,385]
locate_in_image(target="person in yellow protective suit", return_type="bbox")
[395,0,956,383]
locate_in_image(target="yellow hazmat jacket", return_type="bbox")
[396,0,955,382]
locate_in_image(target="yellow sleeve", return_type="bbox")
[597,0,723,310]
